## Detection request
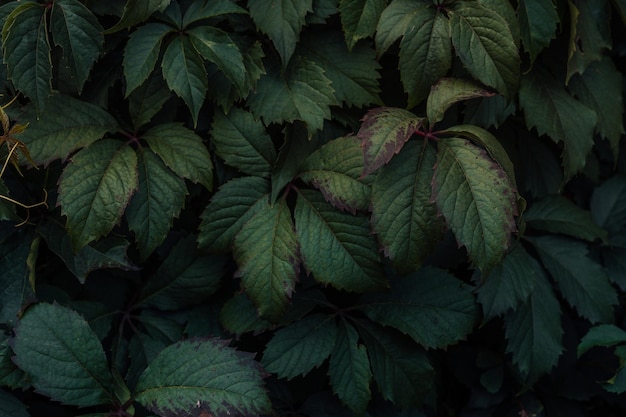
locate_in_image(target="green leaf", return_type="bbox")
[0,333,27,389]
[50,0,103,93]
[518,0,559,63]
[220,293,273,336]
[0,236,35,325]
[339,0,387,51]
[181,0,247,27]
[262,314,338,379]
[450,3,520,98]
[126,149,188,259]
[233,198,299,322]
[161,35,207,126]
[58,140,138,250]
[0,180,16,221]
[519,65,597,179]
[375,0,428,56]
[371,140,443,274]
[528,235,618,324]
[329,320,372,415]
[142,123,213,189]
[578,324,626,357]
[591,175,626,235]
[12,303,114,407]
[504,272,563,383]
[128,72,172,130]
[477,243,539,321]
[427,78,496,127]
[299,136,371,213]
[135,338,271,417]
[357,321,434,408]
[104,0,171,33]
[247,56,335,134]
[2,2,51,113]
[123,22,174,95]
[357,107,423,176]
[433,137,518,272]
[18,94,118,165]
[198,177,270,252]
[295,189,386,292]
[138,235,224,310]
[210,107,276,177]
[362,267,478,349]
[300,29,382,108]
[0,389,28,417]
[524,195,607,242]
[248,0,312,65]
[463,95,516,129]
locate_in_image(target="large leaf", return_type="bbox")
[528,235,617,324]
[519,67,597,179]
[362,267,478,349]
[371,140,443,274]
[299,136,371,213]
[50,0,103,93]
[295,189,386,292]
[248,0,312,65]
[198,177,270,252]
[210,107,276,177]
[357,107,423,176]
[105,0,171,33]
[433,137,518,272]
[504,272,563,383]
[142,123,213,189]
[18,94,118,165]
[58,140,138,250]
[329,320,372,415]
[591,175,626,235]
[233,198,299,322]
[135,338,270,417]
[518,0,559,63]
[0,389,27,417]
[262,314,338,379]
[339,0,387,51]
[2,2,51,113]
[0,235,35,325]
[427,78,495,127]
[12,303,114,407]
[126,149,188,259]
[450,3,520,98]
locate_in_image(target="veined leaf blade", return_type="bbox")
[339,0,386,51]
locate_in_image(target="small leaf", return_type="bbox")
[12,303,115,407]
[142,123,213,189]
[363,267,477,349]
[591,175,626,235]
[135,338,271,417]
[262,314,338,379]
[339,0,386,51]
[0,235,35,325]
[0,389,28,417]
[58,140,138,250]
[427,78,495,127]
[233,198,299,322]
[357,107,423,177]
[104,0,171,33]
[295,189,386,292]
[518,0,559,63]
[578,324,626,357]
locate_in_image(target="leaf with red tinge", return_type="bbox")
[427,78,496,127]
[357,107,423,176]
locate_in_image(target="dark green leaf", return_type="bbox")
[128,72,172,130]
[0,389,28,417]
[578,324,626,356]
[339,0,387,51]
[135,338,271,417]
[463,95,516,129]
[12,303,114,407]
[0,333,27,389]
[220,293,273,336]
[0,180,16,221]
[181,0,247,27]
[104,0,171,33]
[591,175,626,235]
[362,267,478,349]
[375,0,428,55]
[262,314,338,379]
[518,0,559,62]
[427,78,495,127]
[0,236,35,325]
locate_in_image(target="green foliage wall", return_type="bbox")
[0,0,625,416]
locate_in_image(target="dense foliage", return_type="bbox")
[0,0,625,416]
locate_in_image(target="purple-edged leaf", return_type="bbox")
[357,107,423,176]
[427,78,496,127]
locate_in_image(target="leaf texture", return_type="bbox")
[339,0,387,51]
[105,0,171,33]
[518,0,559,62]
[427,78,495,127]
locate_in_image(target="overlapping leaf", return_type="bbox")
[104,0,171,33]
[181,0,247,27]
[128,72,172,130]
[0,236,35,325]
[578,324,626,357]
[427,78,495,127]
[591,175,626,235]
[339,0,387,51]
[518,0,559,63]
[220,293,272,336]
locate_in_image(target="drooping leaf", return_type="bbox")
[329,320,372,415]
[371,140,443,274]
[198,176,270,252]
[450,3,520,98]
[339,0,387,51]
[524,195,607,242]
[58,140,138,250]
[504,272,563,383]
[518,0,559,63]
[528,235,617,324]
[362,267,478,349]
[0,389,28,417]
[12,303,115,407]
[295,189,386,292]
[0,235,35,325]
[262,314,338,379]
[126,149,188,259]
[299,136,371,213]
[142,123,213,189]
[233,198,299,322]
[248,0,312,65]
[50,0,104,93]
[220,293,273,336]
[357,107,423,176]
[135,338,271,417]
[427,78,495,127]
[104,0,171,33]
[578,324,626,357]
[128,72,173,130]
[2,2,51,113]
[18,94,118,165]
[433,137,518,272]
[591,175,626,236]
[210,107,276,177]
